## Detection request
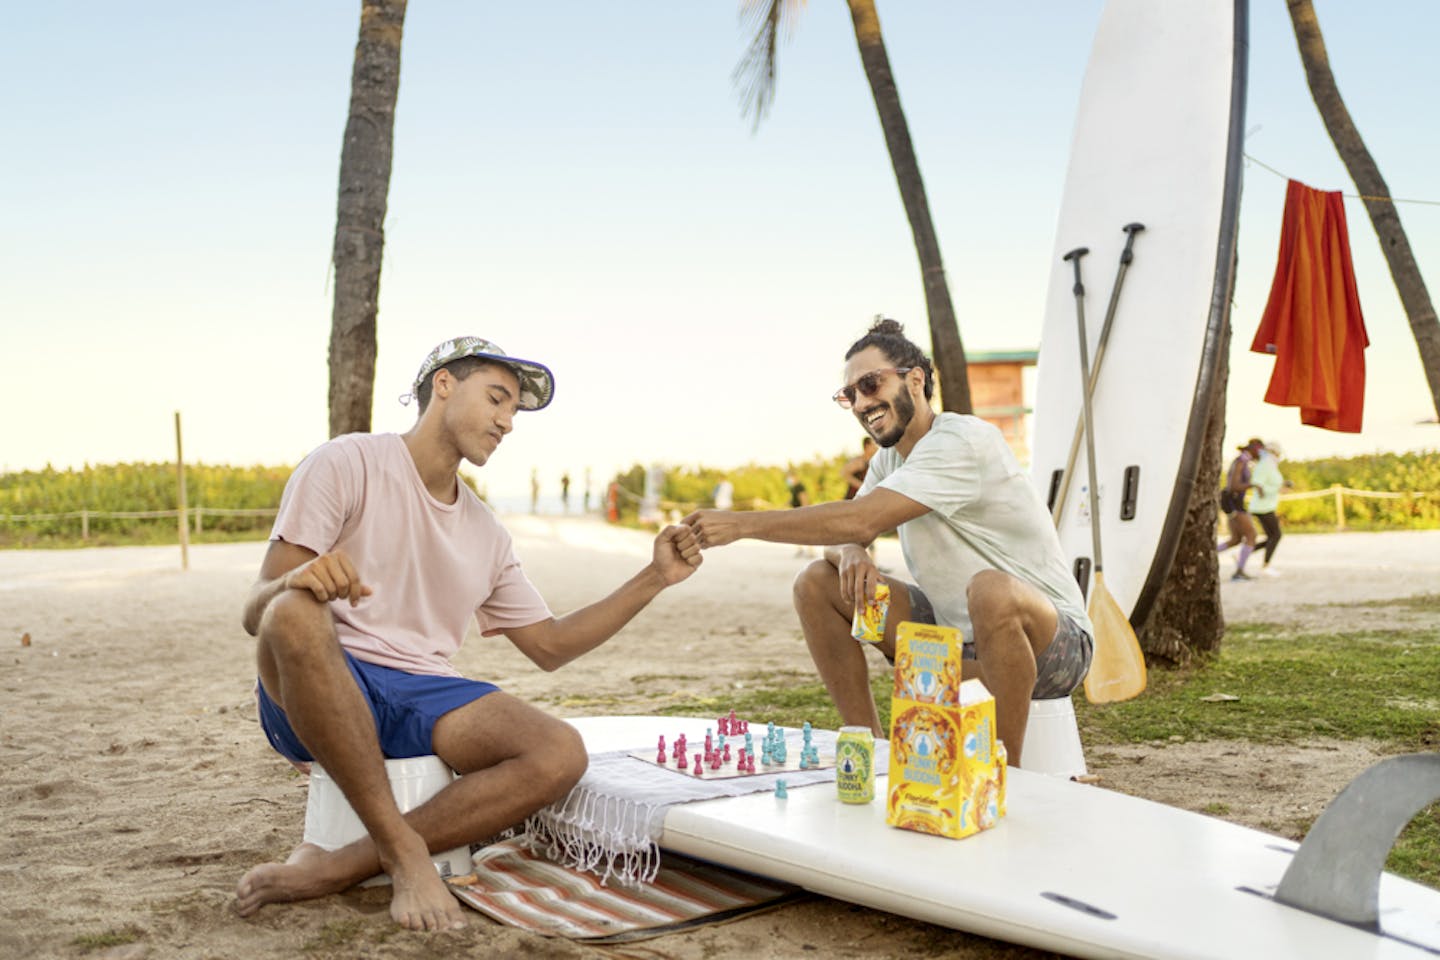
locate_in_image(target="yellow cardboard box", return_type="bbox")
[886,622,1006,839]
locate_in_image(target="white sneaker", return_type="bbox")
[1261,567,1280,578]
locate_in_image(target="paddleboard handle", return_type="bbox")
[1063,247,1089,296]
[1119,222,1145,264]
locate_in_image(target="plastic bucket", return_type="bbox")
[302,755,471,883]
[1022,697,1088,779]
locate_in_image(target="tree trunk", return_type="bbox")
[845,0,972,414]
[1137,322,1229,667]
[328,0,407,438]
[1286,0,1440,422]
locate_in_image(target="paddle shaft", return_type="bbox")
[1064,247,1105,573]
[1052,223,1145,527]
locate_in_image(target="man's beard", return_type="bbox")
[870,387,914,448]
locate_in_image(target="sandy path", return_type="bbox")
[1,521,1435,959]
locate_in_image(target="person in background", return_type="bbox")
[1218,438,1264,581]
[1249,441,1289,577]
[712,478,735,511]
[843,437,881,561]
[785,472,815,557]
[842,437,877,500]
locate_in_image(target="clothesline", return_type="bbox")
[1244,153,1440,207]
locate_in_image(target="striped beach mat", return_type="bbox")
[449,838,802,942]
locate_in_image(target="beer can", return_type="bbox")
[851,583,890,644]
[835,726,875,804]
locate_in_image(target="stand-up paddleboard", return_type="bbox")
[1030,0,1247,626]
[565,716,1440,959]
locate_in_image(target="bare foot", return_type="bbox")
[380,831,467,931]
[236,835,465,931]
[234,843,347,917]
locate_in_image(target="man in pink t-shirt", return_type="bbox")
[234,337,702,932]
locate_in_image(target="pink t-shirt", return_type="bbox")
[270,433,552,677]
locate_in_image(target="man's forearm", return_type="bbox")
[738,501,875,546]
[535,565,670,670]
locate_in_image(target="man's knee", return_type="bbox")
[792,558,839,612]
[257,589,335,658]
[966,570,1025,632]
[535,722,588,804]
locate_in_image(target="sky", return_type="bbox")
[3,1,1438,502]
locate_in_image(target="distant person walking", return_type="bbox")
[1218,438,1263,580]
[530,468,540,515]
[712,478,734,511]
[786,472,815,557]
[561,472,572,513]
[843,437,877,500]
[1249,441,1289,576]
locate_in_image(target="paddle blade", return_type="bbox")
[1082,572,1147,704]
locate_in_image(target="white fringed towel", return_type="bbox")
[524,728,888,886]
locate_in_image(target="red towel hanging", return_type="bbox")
[1251,179,1368,433]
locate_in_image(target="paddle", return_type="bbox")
[1063,246,1147,704]
[1051,222,1145,526]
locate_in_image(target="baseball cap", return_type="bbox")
[411,336,555,411]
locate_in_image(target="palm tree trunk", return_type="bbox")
[1138,321,1229,665]
[1286,0,1440,422]
[328,0,407,438]
[845,0,972,414]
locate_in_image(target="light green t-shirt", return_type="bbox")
[1249,451,1284,514]
[859,413,1091,643]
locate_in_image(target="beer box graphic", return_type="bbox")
[890,621,963,704]
[886,623,1005,840]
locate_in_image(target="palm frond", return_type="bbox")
[732,0,805,131]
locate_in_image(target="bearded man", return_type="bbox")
[684,319,1090,767]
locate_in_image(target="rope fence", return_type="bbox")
[4,485,1434,537]
[0,506,278,539]
[1276,484,1440,531]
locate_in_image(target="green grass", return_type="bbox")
[649,622,1440,891]
[1073,624,1440,750]
[72,925,144,952]
[1347,593,1440,613]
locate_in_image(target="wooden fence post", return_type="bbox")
[1332,483,1345,531]
[175,412,190,570]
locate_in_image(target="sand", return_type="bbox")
[3,520,1438,959]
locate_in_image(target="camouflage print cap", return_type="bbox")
[412,336,555,411]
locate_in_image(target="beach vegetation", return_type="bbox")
[611,448,1440,530]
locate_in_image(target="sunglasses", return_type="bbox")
[832,367,914,409]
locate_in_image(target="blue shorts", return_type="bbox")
[256,653,500,764]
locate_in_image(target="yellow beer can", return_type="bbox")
[851,583,890,644]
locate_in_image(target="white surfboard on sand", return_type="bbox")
[1029,0,1247,626]
[566,716,1440,960]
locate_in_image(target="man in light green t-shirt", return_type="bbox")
[684,319,1092,768]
